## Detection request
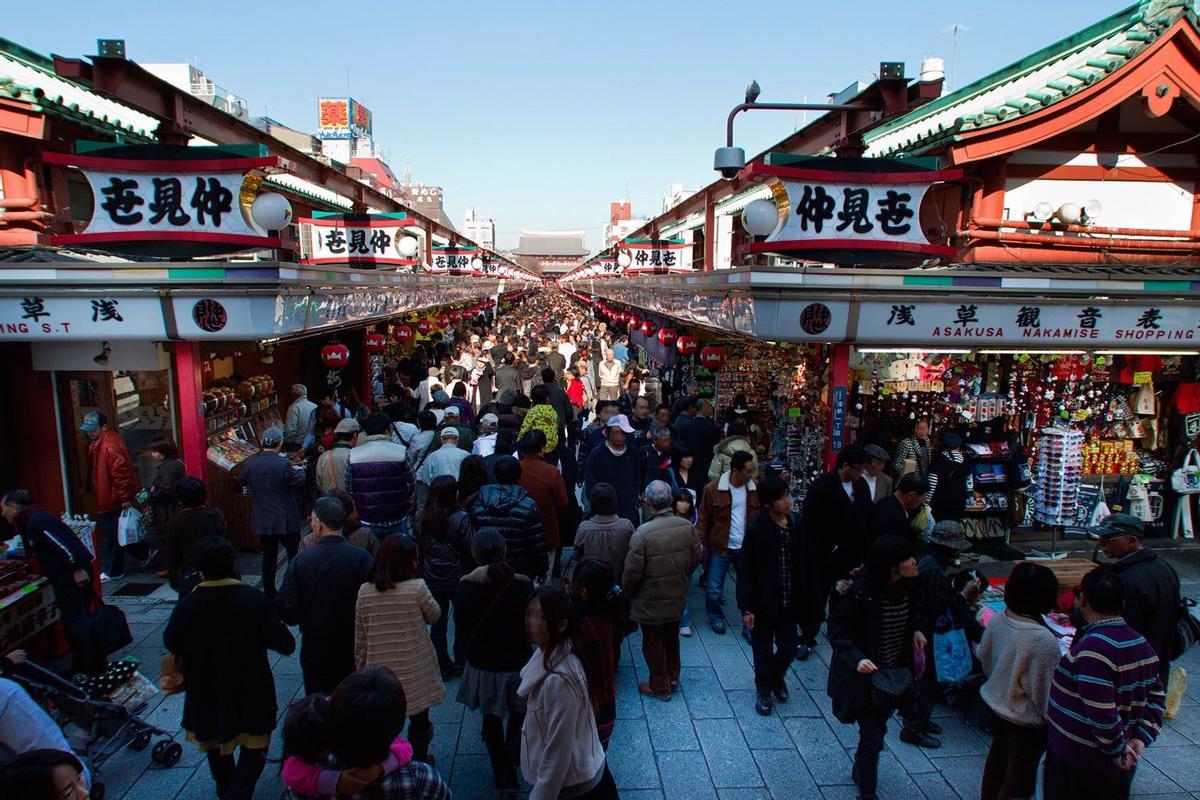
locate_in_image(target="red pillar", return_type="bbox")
[703,190,716,271]
[173,342,207,477]
[825,343,850,471]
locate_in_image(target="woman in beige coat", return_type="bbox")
[354,533,445,763]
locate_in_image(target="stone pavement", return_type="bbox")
[73,547,1200,799]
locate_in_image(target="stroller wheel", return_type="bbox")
[92,782,107,800]
[152,740,182,767]
[129,730,153,751]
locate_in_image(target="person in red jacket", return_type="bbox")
[81,411,141,580]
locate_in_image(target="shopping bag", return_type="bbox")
[116,507,146,547]
[1172,449,1200,495]
[932,612,972,684]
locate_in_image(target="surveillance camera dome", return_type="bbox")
[714,146,746,180]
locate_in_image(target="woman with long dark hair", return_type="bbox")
[568,558,622,750]
[418,474,472,678]
[456,454,489,506]
[519,586,618,799]
[827,534,925,800]
[353,533,444,763]
[454,528,533,791]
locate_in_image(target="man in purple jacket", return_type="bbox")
[345,413,416,539]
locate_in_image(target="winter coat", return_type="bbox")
[163,506,227,590]
[707,435,754,482]
[583,444,644,529]
[164,580,294,744]
[418,509,473,594]
[345,434,416,529]
[1112,547,1180,680]
[622,508,702,625]
[736,510,823,629]
[573,514,635,578]
[519,405,560,453]
[453,565,534,671]
[315,442,353,494]
[678,416,719,485]
[236,450,304,537]
[494,364,521,397]
[88,430,140,513]
[827,578,921,723]
[149,457,185,533]
[928,450,972,519]
[468,484,548,580]
[696,472,762,557]
[354,580,446,715]
[803,470,874,582]
[16,508,94,580]
[518,454,569,550]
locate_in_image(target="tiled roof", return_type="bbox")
[0,39,159,140]
[263,173,354,211]
[513,231,588,256]
[863,0,1195,157]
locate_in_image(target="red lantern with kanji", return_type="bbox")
[364,332,388,354]
[700,345,727,370]
[658,327,678,347]
[641,319,658,336]
[627,315,643,330]
[393,325,413,344]
[448,309,462,322]
[416,318,435,336]
[436,313,451,328]
[321,343,350,368]
[676,336,699,357]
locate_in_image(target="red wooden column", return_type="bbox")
[173,341,207,477]
[825,343,851,471]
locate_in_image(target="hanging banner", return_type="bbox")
[622,239,692,275]
[431,246,478,276]
[43,146,282,257]
[299,213,419,268]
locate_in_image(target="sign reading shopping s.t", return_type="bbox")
[43,143,284,258]
[740,156,963,264]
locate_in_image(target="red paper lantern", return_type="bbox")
[416,318,436,336]
[364,332,388,354]
[641,319,658,336]
[657,327,678,347]
[321,343,350,368]
[676,336,699,357]
[393,325,413,343]
[627,315,643,329]
[700,345,727,370]
[436,313,451,328]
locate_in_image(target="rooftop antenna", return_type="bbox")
[346,66,351,97]
[941,22,970,90]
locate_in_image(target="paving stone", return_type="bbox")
[875,751,922,796]
[679,630,713,667]
[1132,759,1187,795]
[922,714,989,757]
[707,642,756,691]
[252,768,283,800]
[729,690,795,749]
[448,752,495,798]
[1144,744,1200,791]
[910,771,960,800]
[694,717,763,787]
[112,765,193,800]
[718,789,770,800]
[927,754,987,798]
[818,785,859,800]
[753,747,820,799]
[679,666,734,719]
[773,680,822,718]
[1168,710,1200,744]
[784,717,854,786]
[171,766,216,800]
[645,687,700,750]
[607,717,661,789]
[428,721,460,775]
[429,689,464,722]
[883,720,938,774]
[656,749,717,800]
[621,791,666,800]
[617,665,646,719]
[454,708,488,755]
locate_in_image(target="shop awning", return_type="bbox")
[578,264,1200,350]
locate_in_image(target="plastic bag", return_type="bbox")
[117,507,145,547]
[933,614,972,684]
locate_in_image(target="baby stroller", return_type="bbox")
[8,658,180,800]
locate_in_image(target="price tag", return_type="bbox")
[1133,371,1153,385]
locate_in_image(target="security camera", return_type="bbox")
[714,146,746,180]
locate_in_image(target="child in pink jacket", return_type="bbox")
[282,694,413,795]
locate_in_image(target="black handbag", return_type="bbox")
[67,589,133,672]
[870,666,914,709]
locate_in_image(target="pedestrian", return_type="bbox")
[161,477,227,595]
[572,483,635,581]
[707,419,754,482]
[892,419,932,479]
[416,367,444,411]
[495,352,522,399]
[583,414,644,528]
[519,384,562,454]
[597,350,622,401]
[738,475,821,716]
[869,473,929,544]
[569,558,622,749]
[298,489,378,556]
[315,418,358,494]
[346,413,416,539]
[679,399,719,482]
[827,534,927,800]
[862,444,893,503]
[145,438,185,550]
[978,561,1061,800]
[696,450,761,635]
[670,442,703,498]
[277,496,374,695]
[0,748,90,800]
[468,454,548,581]
[1094,512,1181,686]
[454,529,534,792]
[623,480,702,701]
[641,426,674,486]
[354,534,445,764]
[418,427,470,486]
[284,384,317,449]
[517,430,570,578]
[804,443,873,587]
[236,426,304,598]
[79,410,140,580]
[417,475,472,678]
[927,432,973,524]
[473,412,501,457]
[1045,567,1165,800]
[406,411,440,472]
[164,536,295,800]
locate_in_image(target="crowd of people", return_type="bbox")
[0,289,1187,800]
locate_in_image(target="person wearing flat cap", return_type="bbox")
[315,418,359,494]
[1095,512,1180,685]
[236,426,305,598]
[863,444,893,503]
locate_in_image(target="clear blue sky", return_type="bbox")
[8,0,1129,251]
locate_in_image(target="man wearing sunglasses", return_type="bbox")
[1094,513,1180,688]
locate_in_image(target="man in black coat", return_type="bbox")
[678,399,719,482]
[869,473,930,544]
[237,426,305,599]
[583,414,645,528]
[277,496,373,695]
[1096,513,1181,686]
[738,476,821,717]
[2,489,94,627]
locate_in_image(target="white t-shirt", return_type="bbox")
[728,483,748,550]
[863,474,877,499]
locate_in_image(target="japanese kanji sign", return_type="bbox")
[316,97,372,139]
[300,214,418,267]
[621,239,692,275]
[430,246,479,276]
[0,296,165,340]
[43,148,281,257]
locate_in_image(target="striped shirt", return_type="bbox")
[1047,617,1164,771]
[878,596,910,667]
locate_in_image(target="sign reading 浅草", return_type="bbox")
[0,296,165,340]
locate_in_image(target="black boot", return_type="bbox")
[482,715,517,790]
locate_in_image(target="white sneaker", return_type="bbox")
[679,625,693,637]
[99,572,111,583]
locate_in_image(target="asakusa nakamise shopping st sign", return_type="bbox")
[622,239,692,275]
[299,212,420,268]
[431,246,478,276]
[42,144,284,257]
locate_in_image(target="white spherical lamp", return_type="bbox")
[397,235,420,257]
[616,251,632,268]
[742,198,779,237]
[250,192,293,231]
[471,257,484,271]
